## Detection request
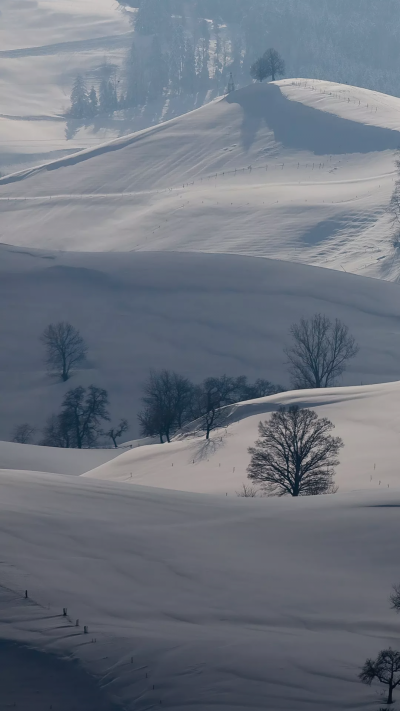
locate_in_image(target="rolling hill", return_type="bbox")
[1,80,400,279]
[2,245,400,441]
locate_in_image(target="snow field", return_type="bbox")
[0,466,398,710]
[2,82,400,278]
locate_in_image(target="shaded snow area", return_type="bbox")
[0,466,398,711]
[1,81,400,279]
[2,247,400,440]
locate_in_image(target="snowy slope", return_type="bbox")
[0,0,134,174]
[84,382,400,495]
[2,246,400,441]
[0,440,120,476]
[0,467,398,711]
[1,80,399,279]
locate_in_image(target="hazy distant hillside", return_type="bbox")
[122,0,400,98]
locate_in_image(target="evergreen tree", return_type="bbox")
[99,78,111,114]
[147,35,168,100]
[168,22,185,94]
[213,20,223,90]
[196,18,211,87]
[135,0,172,38]
[88,86,98,117]
[126,42,148,107]
[181,40,197,95]
[69,75,89,119]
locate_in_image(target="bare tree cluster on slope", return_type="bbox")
[138,371,284,443]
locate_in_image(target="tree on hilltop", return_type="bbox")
[247,406,343,497]
[264,48,285,81]
[250,48,285,82]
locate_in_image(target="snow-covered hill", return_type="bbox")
[84,381,400,495]
[1,80,400,279]
[2,246,400,441]
[0,463,398,711]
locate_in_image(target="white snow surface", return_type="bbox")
[0,465,398,710]
[0,440,120,476]
[2,80,400,279]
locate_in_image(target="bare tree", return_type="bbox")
[247,406,343,497]
[285,313,359,389]
[250,56,270,82]
[250,49,285,83]
[138,370,193,444]
[238,377,285,400]
[11,423,36,444]
[360,649,400,705]
[42,386,110,449]
[391,584,400,612]
[105,419,129,448]
[236,484,260,498]
[41,322,87,382]
[191,381,231,440]
[263,48,285,81]
[40,412,73,448]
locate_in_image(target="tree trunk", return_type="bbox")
[387,684,394,705]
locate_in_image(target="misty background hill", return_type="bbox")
[121,0,400,99]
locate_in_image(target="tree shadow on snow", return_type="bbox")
[226,82,400,154]
[191,430,229,464]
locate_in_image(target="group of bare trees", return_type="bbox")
[244,313,358,498]
[359,585,400,706]
[138,371,283,443]
[40,386,127,450]
[11,322,128,449]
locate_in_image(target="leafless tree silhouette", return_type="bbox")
[360,648,400,705]
[11,423,36,444]
[285,313,359,389]
[247,406,343,497]
[41,322,87,382]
